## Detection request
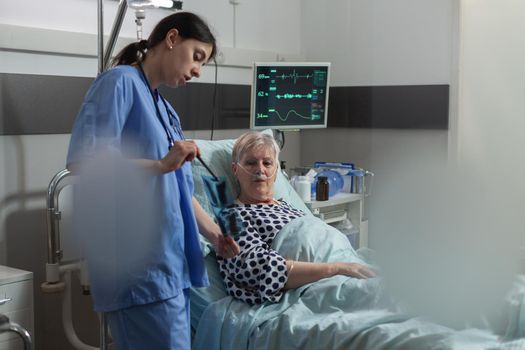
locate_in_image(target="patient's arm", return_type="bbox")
[284,261,376,289]
[192,197,240,259]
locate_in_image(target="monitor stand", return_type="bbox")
[272,129,285,149]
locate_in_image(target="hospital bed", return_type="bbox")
[189,135,525,350]
[43,132,525,350]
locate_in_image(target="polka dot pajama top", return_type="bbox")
[217,201,306,305]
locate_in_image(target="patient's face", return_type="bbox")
[233,146,277,204]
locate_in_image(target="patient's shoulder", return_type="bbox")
[275,199,305,214]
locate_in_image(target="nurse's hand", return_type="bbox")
[213,235,241,259]
[158,140,200,173]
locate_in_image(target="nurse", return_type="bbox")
[66,12,240,350]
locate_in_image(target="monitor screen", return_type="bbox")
[250,62,330,130]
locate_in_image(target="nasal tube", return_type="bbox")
[237,163,278,181]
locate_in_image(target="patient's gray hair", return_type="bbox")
[232,131,280,163]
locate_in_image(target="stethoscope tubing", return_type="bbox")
[137,61,184,150]
[137,61,216,178]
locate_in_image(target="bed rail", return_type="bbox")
[43,168,109,350]
[46,169,73,269]
[0,314,33,350]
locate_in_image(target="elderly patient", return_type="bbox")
[217,131,375,305]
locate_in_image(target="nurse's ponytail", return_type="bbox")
[111,12,216,67]
[111,40,148,66]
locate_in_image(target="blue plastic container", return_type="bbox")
[311,170,344,198]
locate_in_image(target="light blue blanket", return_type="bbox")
[192,216,525,349]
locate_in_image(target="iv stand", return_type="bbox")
[98,0,128,74]
[96,2,128,349]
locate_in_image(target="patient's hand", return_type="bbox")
[333,262,376,279]
[213,235,241,259]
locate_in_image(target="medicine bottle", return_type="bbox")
[295,176,311,203]
[280,160,289,180]
[316,176,329,201]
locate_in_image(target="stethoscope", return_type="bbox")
[138,61,185,150]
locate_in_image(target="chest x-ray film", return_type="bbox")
[201,175,241,237]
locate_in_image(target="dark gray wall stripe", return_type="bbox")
[328,85,449,129]
[1,74,94,135]
[159,83,251,131]
[0,73,249,135]
[0,73,448,135]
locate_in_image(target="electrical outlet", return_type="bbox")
[215,50,226,65]
[214,47,276,67]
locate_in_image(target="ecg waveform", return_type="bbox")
[257,92,316,100]
[274,69,313,84]
[257,109,321,122]
[258,69,325,85]
[275,93,313,99]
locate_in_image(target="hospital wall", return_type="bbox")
[299,0,456,249]
[455,0,525,264]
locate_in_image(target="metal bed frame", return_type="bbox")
[43,168,110,350]
[0,314,32,350]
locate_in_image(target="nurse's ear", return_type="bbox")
[165,29,180,49]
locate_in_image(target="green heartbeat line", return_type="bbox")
[255,110,321,121]
[269,109,315,121]
[275,93,313,99]
[277,70,313,84]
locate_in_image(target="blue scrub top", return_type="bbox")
[68,65,208,312]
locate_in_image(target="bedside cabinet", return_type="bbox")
[306,192,368,249]
[0,266,34,350]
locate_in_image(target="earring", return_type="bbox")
[169,46,173,50]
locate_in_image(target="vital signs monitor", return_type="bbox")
[250,62,331,130]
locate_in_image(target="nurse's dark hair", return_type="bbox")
[111,12,217,66]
